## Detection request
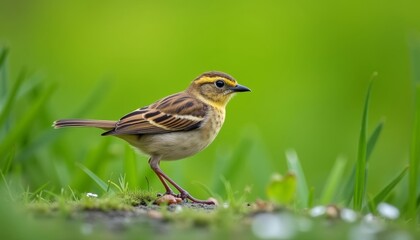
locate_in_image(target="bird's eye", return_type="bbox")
[215,80,225,88]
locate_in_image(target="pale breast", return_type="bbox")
[121,107,225,160]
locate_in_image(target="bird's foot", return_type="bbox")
[156,191,217,205]
[186,195,218,205]
[178,190,217,205]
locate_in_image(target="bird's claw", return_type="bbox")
[156,191,216,205]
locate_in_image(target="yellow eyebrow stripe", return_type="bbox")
[194,76,236,87]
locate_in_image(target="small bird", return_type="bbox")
[53,71,250,204]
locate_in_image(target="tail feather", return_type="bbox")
[53,119,116,130]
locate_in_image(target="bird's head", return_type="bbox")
[188,71,251,108]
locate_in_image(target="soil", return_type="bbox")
[74,202,218,233]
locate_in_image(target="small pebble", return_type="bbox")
[309,206,326,217]
[341,208,358,223]
[86,193,98,198]
[325,205,340,219]
[377,202,400,220]
[155,195,182,205]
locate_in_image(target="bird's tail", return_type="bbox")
[53,119,116,130]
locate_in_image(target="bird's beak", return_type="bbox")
[230,84,251,92]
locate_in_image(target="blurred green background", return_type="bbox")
[1,0,419,200]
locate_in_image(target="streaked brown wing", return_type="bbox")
[103,92,207,135]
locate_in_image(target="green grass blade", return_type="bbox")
[0,85,54,158]
[408,83,420,221]
[320,156,347,205]
[407,36,420,223]
[0,70,26,127]
[0,48,8,66]
[76,162,108,192]
[286,149,309,208]
[366,120,384,160]
[221,176,234,204]
[307,187,315,208]
[219,176,247,210]
[16,73,44,99]
[0,169,15,201]
[212,129,273,198]
[370,166,408,208]
[16,130,60,161]
[353,80,373,211]
[1,147,15,174]
[211,138,251,193]
[0,48,9,98]
[343,121,384,205]
[366,195,376,213]
[192,181,219,200]
[71,139,111,190]
[124,145,139,190]
[417,193,420,207]
[247,132,275,198]
[0,48,7,67]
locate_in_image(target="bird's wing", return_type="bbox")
[103,92,208,136]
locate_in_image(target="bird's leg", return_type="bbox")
[155,171,176,196]
[148,157,175,196]
[154,167,215,205]
[149,157,215,205]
